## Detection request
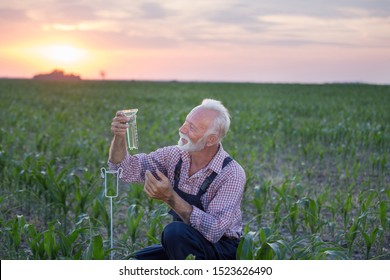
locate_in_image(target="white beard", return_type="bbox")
[177,132,207,152]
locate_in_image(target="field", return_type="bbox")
[0,79,389,260]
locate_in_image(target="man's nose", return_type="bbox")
[179,123,188,134]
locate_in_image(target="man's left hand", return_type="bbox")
[144,169,173,203]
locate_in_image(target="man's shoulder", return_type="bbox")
[217,151,246,182]
[229,158,246,177]
[219,147,244,172]
[215,159,246,191]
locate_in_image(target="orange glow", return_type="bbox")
[0,1,389,83]
[2,42,107,78]
[35,44,87,64]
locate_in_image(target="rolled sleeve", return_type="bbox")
[108,153,142,183]
[189,206,203,231]
[108,146,181,184]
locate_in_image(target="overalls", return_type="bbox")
[134,157,240,260]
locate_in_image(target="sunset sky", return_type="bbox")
[1,0,389,83]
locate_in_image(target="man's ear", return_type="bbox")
[206,134,218,146]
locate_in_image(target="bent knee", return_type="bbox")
[162,222,194,244]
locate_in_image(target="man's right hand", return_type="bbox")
[109,111,131,163]
[111,111,131,136]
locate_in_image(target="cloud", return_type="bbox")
[257,13,390,48]
[0,8,29,21]
[1,0,389,50]
[139,2,174,19]
[241,0,390,18]
[25,3,98,23]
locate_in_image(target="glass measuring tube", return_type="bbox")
[121,109,138,150]
[100,167,122,198]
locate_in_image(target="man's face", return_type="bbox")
[177,108,216,152]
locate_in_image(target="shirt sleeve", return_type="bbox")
[189,163,246,243]
[108,147,172,183]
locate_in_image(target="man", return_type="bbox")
[108,99,246,259]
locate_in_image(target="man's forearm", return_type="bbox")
[109,135,127,164]
[166,192,193,224]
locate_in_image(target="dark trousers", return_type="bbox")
[134,222,239,260]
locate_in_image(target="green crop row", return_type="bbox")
[0,79,389,259]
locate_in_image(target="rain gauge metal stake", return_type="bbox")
[100,167,122,260]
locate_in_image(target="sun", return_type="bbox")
[38,44,87,64]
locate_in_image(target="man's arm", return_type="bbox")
[109,135,127,164]
[144,170,193,224]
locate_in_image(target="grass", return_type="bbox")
[0,79,389,259]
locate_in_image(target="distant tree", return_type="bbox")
[100,70,106,80]
[33,69,81,81]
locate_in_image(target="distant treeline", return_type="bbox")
[33,69,81,81]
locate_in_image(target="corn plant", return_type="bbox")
[126,204,144,245]
[0,80,389,259]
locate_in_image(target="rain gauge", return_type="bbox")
[101,108,139,259]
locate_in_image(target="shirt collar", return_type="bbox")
[206,144,228,173]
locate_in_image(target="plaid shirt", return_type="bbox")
[108,144,246,243]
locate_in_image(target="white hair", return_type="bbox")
[190,98,231,141]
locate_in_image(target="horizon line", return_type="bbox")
[0,76,388,86]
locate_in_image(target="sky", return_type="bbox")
[1,0,389,84]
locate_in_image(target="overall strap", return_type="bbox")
[173,156,233,193]
[170,156,233,221]
[198,157,233,196]
[174,158,183,189]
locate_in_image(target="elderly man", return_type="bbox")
[108,99,246,260]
